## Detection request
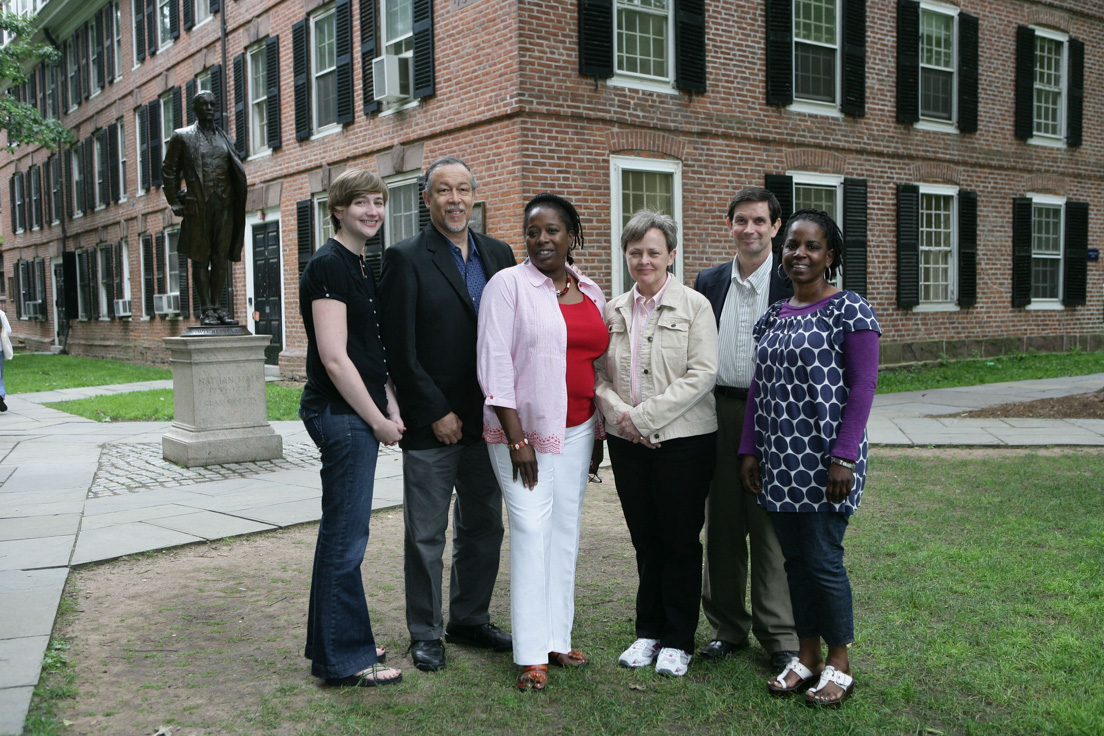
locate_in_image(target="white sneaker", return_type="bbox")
[655,647,692,677]
[618,638,660,668]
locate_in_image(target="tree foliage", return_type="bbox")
[0,11,73,152]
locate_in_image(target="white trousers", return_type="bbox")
[488,415,596,666]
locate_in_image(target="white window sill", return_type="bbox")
[310,124,342,141]
[787,100,844,118]
[378,98,421,117]
[607,75,678,96]
[89,89,101,101]
[194,17,213,31]
[1025,300,1064,311]
[915,119,959,134]
[1028,135,1066,149]
[247,149,272,162]
[911,302,960,313]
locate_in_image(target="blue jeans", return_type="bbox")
[300,404,382,680]
[770,511,853,647]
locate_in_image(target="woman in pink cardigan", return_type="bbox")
[476,193,608,691]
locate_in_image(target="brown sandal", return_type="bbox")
[549,649,589,667]
[516,664,548,691]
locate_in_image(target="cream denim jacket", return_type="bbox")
[595,279,718,443]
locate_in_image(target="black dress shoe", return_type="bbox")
[444,622,513,652]
[410,639,446,671]
[770,649,800,673]
[698,639,747,661]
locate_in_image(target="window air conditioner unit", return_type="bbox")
[373,54,412,103]
[153,293,180,315]
[113,298,132,317]
[24,300,43,318]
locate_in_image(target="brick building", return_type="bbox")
[1,0,1101,372]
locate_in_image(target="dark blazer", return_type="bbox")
[693,253,793,326]
[379,225,516,450]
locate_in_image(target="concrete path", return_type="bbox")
[1,373,1102,734]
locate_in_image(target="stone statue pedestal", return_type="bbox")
[162,333,283,467]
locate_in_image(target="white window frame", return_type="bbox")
[194,0,212,27]
[12,173,24,233]
[44,62,59,119]
[116,118,127,202]
[1025,192,1066,310]
[71,147,84,218]
[157,0,173,51]
[160,92,176,157]
[913,182,959,311]
[609,0,677,95]
[134,108,147,196]
[48,155,61,225]
[118,238,132,305]
[89,14,102,95]
[76,251,91,320]
[113,1,123,79]
[384,173,420,249]
[609,155,683,297]
[310,6,340,137]
[196,69,212,94]
[28,166,41,230]
[96,244,112,318]
[165,228,181,296]
[93,130,108,210]
[915,0,959,132]
[66,37,79,111]
[1028,26,1068,148]
[314,194,334,250]
[790,0,842,117]
[376,0,416,111]
[247,43,270,157]
[132,0,143,68]
[139,233,152,319]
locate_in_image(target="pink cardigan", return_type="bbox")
[477,260,607,453]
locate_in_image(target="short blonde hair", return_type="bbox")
[328,169,387,232]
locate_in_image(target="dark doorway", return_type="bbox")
[251,221,283,366]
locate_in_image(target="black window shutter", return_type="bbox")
[209,63,224,123]
[104,244,115,318]
[95,10,106,89]
[21,171,30,230]
[266,36,282,148]
[1014,26,1035,140]
[361,0,379,115]
[763,173,793,252]
[365,227,384,284]
[297,199,314,277]
[148,101,162,187]
[896,184,920,308]
[155,231,166,294]
[674,0,706,93]
[957,12,978,133]
[335,0,354,124]
[114,240,124,301]
[142,234,155,315]
[233,53,247,156]
[896,0,919,123]
[138,104,150,190]
[417,176,431,230]
[293,19,310,141]
[61,44,70,108]
[105,6,116,83]
[1066,38,1083,147]
[8,176,14,233]
[956,189,977,308]
[82,137,94,213]
[134,0,146,62]
[172,85,183,129]
[185,78,196,125]
[210,0,220,12]
[183,0,194,31]
[81,24,91,99]
[842,178,868,296]
[412,0,435,98]
[578,0,614,79]
[764,0,793,106]
[84,251,96,319]
[1010,197,1032,307]
[97,130,110,206]
[109,122,120,202]
[64,148,74,217]
[840,0,866,116]
[178,250,190,317]
[169,0,180,39]
[146,0,157,57]
[1062,201,1088,306]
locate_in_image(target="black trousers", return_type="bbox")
[606,432,716,653]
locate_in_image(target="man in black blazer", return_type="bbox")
[693,187,798,673]
[379,158,516,672]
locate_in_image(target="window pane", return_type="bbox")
[794,0,836,45]
[794,43,835,102]
[920,11,953,68]
[920,69,953,119]
[386,182,419,247]
[616,1,668,79]
[316,198,333,247]
[314,13,337,128]
[250,49,268,151]
[619,169,673,292]
[919,193,954,302]
[793,184,837,215]
[1033,36,1063,137]
[1031,204,1061,299]
[385,0,412,43]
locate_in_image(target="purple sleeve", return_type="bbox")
[832,329,880,460]
[737,375,760,457]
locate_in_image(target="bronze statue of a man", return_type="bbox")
[162,91,248,326]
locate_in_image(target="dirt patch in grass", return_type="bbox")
[940,390,1104,420]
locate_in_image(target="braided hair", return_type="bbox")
[783,208,844,282]
[523,193,585,265]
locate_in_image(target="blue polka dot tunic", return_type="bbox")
[750,291,881,515]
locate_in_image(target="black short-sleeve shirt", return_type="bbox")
[299,239,389,416]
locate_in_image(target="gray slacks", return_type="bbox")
[402,441,504,641]
[700,393,798,653]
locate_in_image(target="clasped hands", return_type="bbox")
[613,411,660,449]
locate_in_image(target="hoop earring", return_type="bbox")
[777,263,787,280]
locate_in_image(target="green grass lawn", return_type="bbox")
[45,384,303,422]
[6,353,170,393]
[877,349,1104,393]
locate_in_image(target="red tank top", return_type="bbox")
[560,298,609,428]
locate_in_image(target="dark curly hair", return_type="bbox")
[783,208,844,282]
[523,193,585,265]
